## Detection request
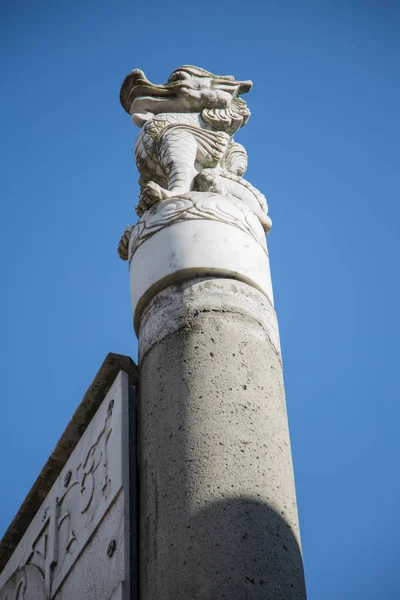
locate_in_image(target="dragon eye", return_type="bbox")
[168,70,191,83]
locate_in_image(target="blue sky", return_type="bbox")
[1,1,399,597]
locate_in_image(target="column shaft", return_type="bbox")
[137,278,306,600]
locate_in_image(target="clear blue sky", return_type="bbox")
[1,1,399,597]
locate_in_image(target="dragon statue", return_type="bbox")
[118,65,271,260]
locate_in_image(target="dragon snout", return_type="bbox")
[213,78,253,96]
[238,80,253,94]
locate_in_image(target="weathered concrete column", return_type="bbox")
[119,65,306,599]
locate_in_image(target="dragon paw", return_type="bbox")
[118,225,134,261]
[137,182,173,216]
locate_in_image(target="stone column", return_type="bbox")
[119,65,306,599]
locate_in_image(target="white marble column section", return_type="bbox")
[119,65,307,599]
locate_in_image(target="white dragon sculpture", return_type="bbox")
[118,65,271,259]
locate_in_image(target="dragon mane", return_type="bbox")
[201,97,250,134]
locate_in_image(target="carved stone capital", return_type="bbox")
[124,192,273,333]
[128,192,267,260]
[118,66,274,331]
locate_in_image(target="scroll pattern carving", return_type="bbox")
[0,566,47,600]
[69,404,112,522]
[0,377,123,599]
[124,192,267,262]
[51,405,113,593]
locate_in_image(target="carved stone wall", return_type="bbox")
[0,370,135,600]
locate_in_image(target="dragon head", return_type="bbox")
[120,65,253,132]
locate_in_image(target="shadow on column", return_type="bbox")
[189,497,306,599]
[148,496,307,599]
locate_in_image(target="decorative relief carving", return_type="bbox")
[27,520,50,587]
[0,566,47,600]
[0,377,124,600]
[122,192,268,262]
[118,65,271,260]
[50,403,114,595]
[195,169,271,232]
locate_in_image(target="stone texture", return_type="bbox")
[0,366,137,600]
[128,193,274,331]
[0,565,47,600]
[137,278,306,599]
[0,353,137,574]
[55,491,126,600]
[138,278,280,364]
[119,63,306,599]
